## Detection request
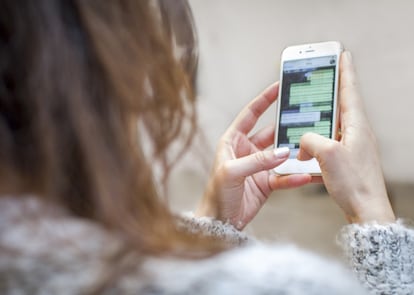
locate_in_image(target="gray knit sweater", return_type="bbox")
[0,197,413,294]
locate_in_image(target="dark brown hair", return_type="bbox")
[0,0,220,255]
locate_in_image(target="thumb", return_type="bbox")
[225,147,290,179]
[298,132,335,161]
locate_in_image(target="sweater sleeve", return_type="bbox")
[176,212,251,246]
[339,219,414,295]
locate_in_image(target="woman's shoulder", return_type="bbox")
[0,196,118,254]
[0,196,121,294]
[0,197,367,295]
[135,243,366,295]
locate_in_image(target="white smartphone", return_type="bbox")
[273,41,343,175]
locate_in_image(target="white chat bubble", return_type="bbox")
[281,111,320,125]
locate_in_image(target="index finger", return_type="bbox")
[228,82,279,135]
[339,51,365,116]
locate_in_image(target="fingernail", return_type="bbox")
[274,147,290,158]
[344,51,352,62]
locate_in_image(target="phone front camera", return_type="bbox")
[299,51,302,54]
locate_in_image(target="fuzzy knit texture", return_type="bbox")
[0,197,412,294]
[339,220,414,294]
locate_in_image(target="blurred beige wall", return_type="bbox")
[187,0,414,184]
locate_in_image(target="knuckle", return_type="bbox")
[254,152,267,169]
[300,132,313,142]
[340,81,357,94]
[366,127,378,143]
[320,141,341,161]
[219,161,233,180]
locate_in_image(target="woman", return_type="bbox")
[0,1,412,294]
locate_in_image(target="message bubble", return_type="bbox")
[289,68,334,105]
[280,111,320,125]
[287,126,330,137]
[300,104,332,112]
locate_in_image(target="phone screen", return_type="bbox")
[277,55,338,158]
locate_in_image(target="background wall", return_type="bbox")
[186,0,414,183]
[169,0,414,257]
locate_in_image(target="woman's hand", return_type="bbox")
[298,51,395,224]
[195,83,311,229]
